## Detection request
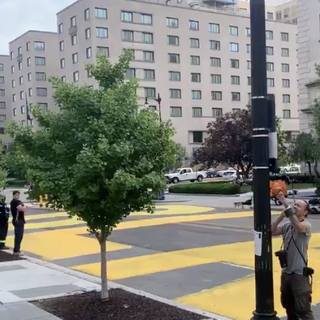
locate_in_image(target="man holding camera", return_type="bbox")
[272,195,314,320]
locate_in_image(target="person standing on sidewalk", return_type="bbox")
[0,195,10,250]
[10,191,26,255]
[272,195,314,320]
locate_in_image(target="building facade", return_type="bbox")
[0,55,11,136]
[56,0,299,155]
[8,31,59,126]
[297,0,319,133]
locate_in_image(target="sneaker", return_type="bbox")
[13,251,21,256]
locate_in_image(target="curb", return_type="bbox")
[168,193,240,198]
[20,254,233,320]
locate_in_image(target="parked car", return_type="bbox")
[165,168,207,184]
[280,165,301,175]
[206,170,219,178]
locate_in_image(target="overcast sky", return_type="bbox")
[0,0,75,54]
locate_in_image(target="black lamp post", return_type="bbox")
[145,93,162,122]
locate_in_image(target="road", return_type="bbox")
[4,195,320,320]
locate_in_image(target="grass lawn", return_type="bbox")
[240,182,315,193]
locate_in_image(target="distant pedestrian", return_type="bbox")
[0,195,9,250]
[10,191,26,255]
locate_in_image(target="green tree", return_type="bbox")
[7,51,176,300]
[276,118,290,166]
[166,142,187,171]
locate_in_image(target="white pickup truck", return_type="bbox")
[165,168,207,184]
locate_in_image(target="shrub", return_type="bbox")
[169,181,240,195]
[287,174,315,184]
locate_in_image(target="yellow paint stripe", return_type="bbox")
[131,205,214,216]
[24,218,84,230]
[26,212,69,220]
[6,228,131,260]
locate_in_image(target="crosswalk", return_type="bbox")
[4,205,320,320]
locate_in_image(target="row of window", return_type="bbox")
[58,8,290,42]
[10,41,45,60]
[144,88,291,103]
[167,106,293,119]
[11,57,46,75]
[11,72,46,88]
[10,88,47,102]
[13,103,47,117]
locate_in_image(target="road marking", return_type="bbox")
[131,205,215,216]
[24,212,69,220]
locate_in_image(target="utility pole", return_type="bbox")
[250,1,279,319]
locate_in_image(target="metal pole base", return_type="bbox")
[251,311,280,320]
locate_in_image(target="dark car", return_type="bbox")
[206,170,219,178]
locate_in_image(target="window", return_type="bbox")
[191,73,201,82]
[267,12,274,19]
[192,90,201,99]
[58,23,63,34]
[85,28,91,39]
[230,43,239,52]
[96,27,108,38]
[211,74,221,84]
[190,38,199,48]
[212,108,222,117]
[97,46,109,57]
[141,14,152,25]
[145,87,156,98]
[170,106,182,117]
[0,102,5,109]
[35,57,46,65]
[190,55,200,65]
[282,79,290,88]
[84,8,90,20]
[36,72,46,81]
[61,76,66,82]
[233,108,241,113]
[126,68,136,78]
[143,51,154,62]
[245,27,251,36]
[20,91,24,100]
[281,32,289,41]
[142,32,153,43]
[71,34,77,45]
[192,107,202,117]
[189,20,199,30]
[0,64,3,71]
[282,63,290,72]
[247,60,251,69]
[86,47,92,58]
[19,76,23,84]
[283,110,291,118]
[229,26,238,36]
[247,77,251,85]
[28,88,32,97]
[13,108,17,116]
[11,65,14,74]
[265,30,273,39]
[72,53,78,63]
[26,42,30,51]
[231,59,239,68]
[144,69,155,80]
[73,71,79,82]
[246,44,251,53]
[60,58,65,69]
[167,35,179,45]
[192,131,203,143]
[266,46,274,55]
[122,30,134,41]
[212,91,222,100]
[95,8,107,19]
[18,46,22,55]
[18,62,23,70]
[12,80,15,88]
[266,62,274,71]
[10,51,14,59]
[121,11,133,22]
[38,103,48,109]
[27,57,31,66]
[168,53,180,63]
[59,41,64,51]
[34,41,45,50]
[0,89,4,96]
[210,40,220,50]
[0,115,6,122]
[208,23,219,33]
[276,11,282,20]
[169,71,180,81]
[211,57,221,67]
[282,48,289,57]
[28,73,32,81]
[71,16,76,27]
[267,78,275,87]
[231,76,240,85]
[169,89,181,99]
[12,93,16,101]
[166,17,178,28]
[232,92,240,101]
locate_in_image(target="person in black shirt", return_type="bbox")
[0,195,9,250]
[10,190,26,255]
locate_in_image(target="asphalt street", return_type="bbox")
[3,194,320,320]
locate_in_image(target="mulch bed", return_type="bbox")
[0,250,25,262]
[33,289,210,320]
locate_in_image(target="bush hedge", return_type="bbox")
[169,181,241,195]
[287,174,315,184]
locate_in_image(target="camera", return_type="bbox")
[275,250,288,268]
[303,267,314,277]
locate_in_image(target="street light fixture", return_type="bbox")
[144,94,162,122]
[144,97,149,109]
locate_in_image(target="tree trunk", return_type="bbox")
[314,161,320,178]
[307,161,312,178]
[99,229,109,301]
